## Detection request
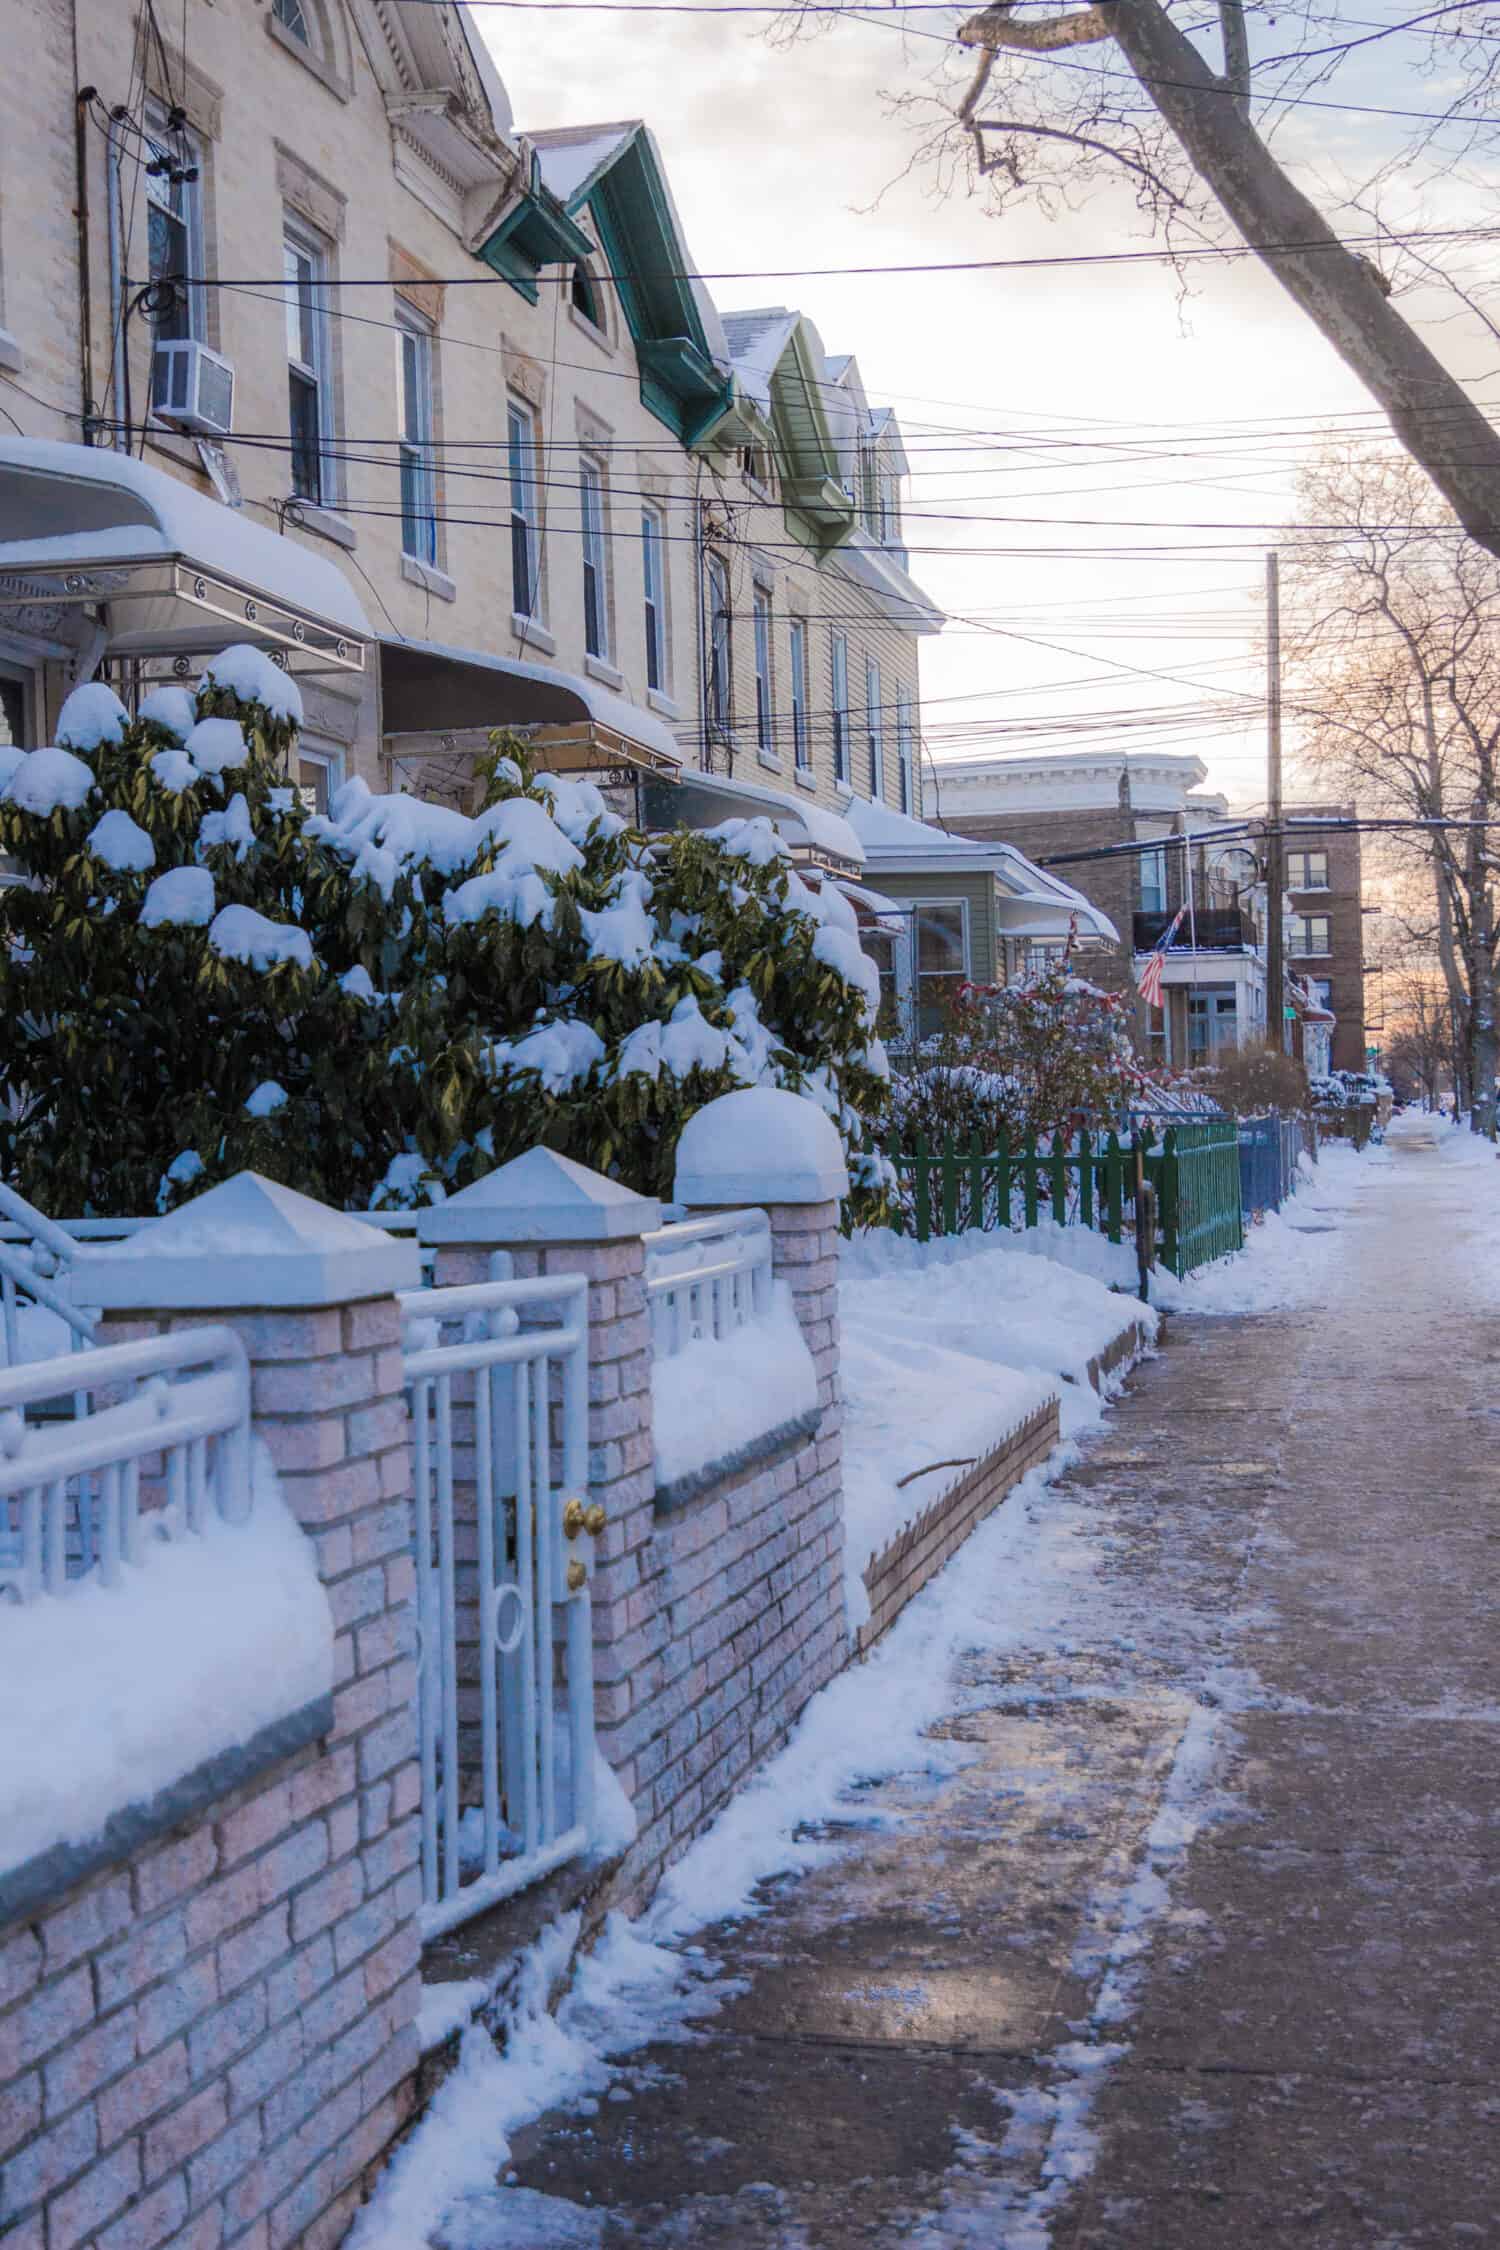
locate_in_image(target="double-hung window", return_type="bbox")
[866,657,884,798]
[706,554,732,732]
[1139,844,1168,915]
[507,399,541,620]
[914,901,968,1031]
[895,686,914,814]
[145,106,202,344]
[1290,913,1331,957]
[395,307,437,565]
[642,507,666,691]
[753,586,773,755]
[284,225,330,504]
[1287,848,1329,891]
[830,633,850,784]
[581,460,608,659]
[789,619,809,770]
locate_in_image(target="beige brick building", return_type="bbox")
[0,0,942,865]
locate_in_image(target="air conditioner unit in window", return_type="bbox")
[150,339,235,437]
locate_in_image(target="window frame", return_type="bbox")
[895,685,914,814]
[865,656,884,798]
[273,0,314,43]
[144,103,204,347]
[580,456,609,661]
[507,396,542,623]
[283,218,332,507]
[752,583,773,755]
[295,744,344,816]
[706,552,732,733]
[1138,844,1168,915]
[1287,847,1330,892]
[830,632,850,785]
[1289,912,1332,957]
[395,303,437,566]
[789,617,809,771]
[641,505,667,693]
[908,896,970,1029]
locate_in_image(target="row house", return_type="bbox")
[0,0,1097,990]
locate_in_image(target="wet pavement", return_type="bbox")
[450,1121,1500,2247]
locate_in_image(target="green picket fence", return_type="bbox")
[881,1118,1243,1279]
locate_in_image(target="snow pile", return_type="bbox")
[208,904,314,973]
[149,748,199,794]
[0,1444,332,1882]
[87,809,155,874]
[201,643,304,725]
[55,680,129,752]
[838,1225,1150,1625]
[3,746,96,816]
[652,1282,819,1490]
[140,866,215,929]
[185,715,250,780]
[138,683,196,741]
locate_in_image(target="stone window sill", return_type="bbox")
[756,749,783,773]
[584,653,625,692]
[794,767,820,793]
[512,615,556,658]
[647,688,679,720]
[285,501,357,552]
[402,553,456,603]
[0,328,22,375]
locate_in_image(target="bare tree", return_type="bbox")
[1285,448,1500,1134]
[868,0,1500,555]
[1385,965,1456,1108]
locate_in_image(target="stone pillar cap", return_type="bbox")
[74,1172,420,1308]
[418,1145,660,1244]
[674,1087,850,1207]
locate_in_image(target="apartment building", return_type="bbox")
[1282,801,1367,1074]
[0,0,947,885]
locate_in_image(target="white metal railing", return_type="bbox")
[643,1206,772,1360]
[0,1178,99,1370]
[0,1326,251,1602]
[0,1206,438,1286]
[400,1272,596,1938]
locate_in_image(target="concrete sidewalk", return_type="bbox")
[449,1125,1500,2248]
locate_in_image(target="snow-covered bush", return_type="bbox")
[0,660,891,1218]
[890,965,1136,1147]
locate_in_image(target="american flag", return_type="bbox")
[1136,904,1187,1009]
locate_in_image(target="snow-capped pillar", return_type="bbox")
[77,1174,425,2211]
[673,1086,850,1419]
[419,1149,664,1823]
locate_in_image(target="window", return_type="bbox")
[1287,848,1329,891]
[296,747,342,815]
[896,687,914,815]
[1188,987,1239,1060]
[789,618,809,770]
[1312,978,1334,1011]
[830,633,849,784]
[914,900,968,1029]
[395,307,436,565]
[1290,913,1331,956]
[273,0,312,42]
[706,554,732,732]
[752,586,773,754]
[0,664,33,751]
[862,927,901,1036]
[145,107,202,345]
[642,507,666,692]
[1139,845,1168,915]
[740,443,771,492]
[879,470,898,546]
[1023,939,1068,979]
[581,460,608,659]
[865,658,883,797]
[507,399,541,620]
[571,263,602,325]
[283,225,330,505]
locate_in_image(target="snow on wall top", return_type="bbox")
[675,1086,850,1207]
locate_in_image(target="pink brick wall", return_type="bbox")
[0,1292,423,2250]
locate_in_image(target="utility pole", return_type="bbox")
[1265,551,1285,1053]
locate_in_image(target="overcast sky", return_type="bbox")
[470,1,1498,813]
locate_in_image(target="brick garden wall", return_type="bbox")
[0,1272,425,2250]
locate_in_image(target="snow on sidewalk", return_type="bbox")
[350,1142,1387,2250]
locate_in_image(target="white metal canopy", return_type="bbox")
[0,439,372,672]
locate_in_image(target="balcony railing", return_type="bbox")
[1134,908,1258,954]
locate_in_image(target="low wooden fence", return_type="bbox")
[881,1117,1243,1279]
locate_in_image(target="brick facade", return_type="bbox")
[1283,803,1367,1073]
[0,1263,423,2250]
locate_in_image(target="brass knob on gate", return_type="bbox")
[567,1558,587,1592]
[583,1503,607,1536]
[563,1498,586,1539]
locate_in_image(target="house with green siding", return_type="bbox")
[844,797,1120,1036]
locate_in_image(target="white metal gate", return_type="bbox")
[399,1273,600,1938]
